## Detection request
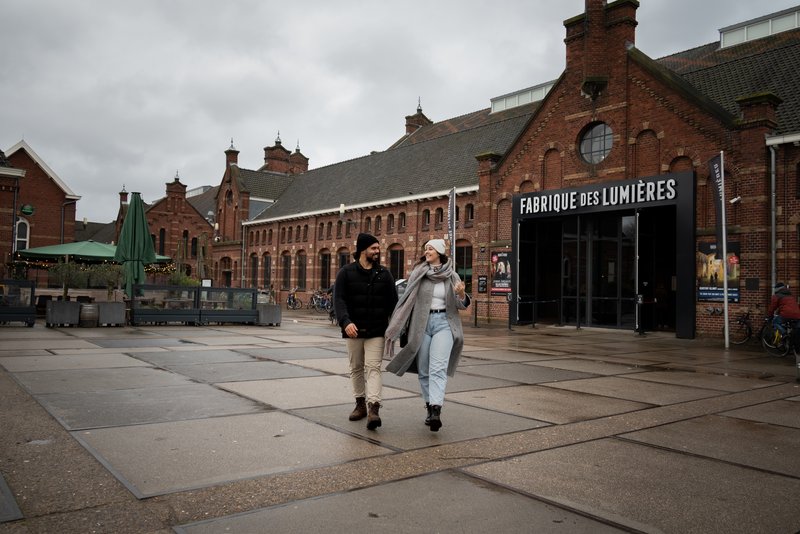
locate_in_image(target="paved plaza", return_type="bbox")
[1,311,799,533]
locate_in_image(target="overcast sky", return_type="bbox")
[2,0,797,224]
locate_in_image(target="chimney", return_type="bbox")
[225,138,239,166]
[119,187,128,204]
[289,141,309,173]
[565,0,638,101]
[405,100,433,135]
[263,132,293,173]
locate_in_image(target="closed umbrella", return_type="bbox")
[114,192,156,297]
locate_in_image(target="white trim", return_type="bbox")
[0,167,25,178]
[243,185,479,226]
[765,132,800,146]
[5,140,80,199]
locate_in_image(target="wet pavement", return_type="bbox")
[1,311,799,533]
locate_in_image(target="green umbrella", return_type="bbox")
[19,240,118,262]
[114,192,157,297]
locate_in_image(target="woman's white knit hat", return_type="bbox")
[425,239,446,255]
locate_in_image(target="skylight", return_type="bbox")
[490,81,556,114]
[720,6,800,48]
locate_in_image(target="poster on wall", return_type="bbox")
[696,241,740,302]
[491,251,511,295]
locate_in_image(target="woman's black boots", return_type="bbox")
[429,405,442,432]
[424,402,432,426]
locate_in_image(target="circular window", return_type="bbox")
[579,122,613,164]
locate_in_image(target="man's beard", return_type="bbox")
[367,252,380,265]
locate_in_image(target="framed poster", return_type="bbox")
[697,242,740,302]
[491,251,511,295]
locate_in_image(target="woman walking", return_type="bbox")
[384,239,470,431]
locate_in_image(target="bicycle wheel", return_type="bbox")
[292,298,303,310]
[761,324,789,356]
[728,318,752,345]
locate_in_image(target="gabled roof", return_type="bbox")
[235,167,294,200]
[656,28,800,134]
[186,185,219,220]
[5,140,80,199]
[254,107,534,222]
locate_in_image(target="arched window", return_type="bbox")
[375,216,382,234]
[303,225,308,242]
[336,220,343,238]
[364,217,372,233]
[345,219,352,237]
[387,214,395,233]
[318,223,324,240]
[296,226,301,241]
[268,229,273,245]
[15,217,29,251]
[422,209,430,229]
[296,251,307,290]
[250,253,259,287]
[280,227,286,243]
[326,222,333,239]
[388,243,404,280]
[262,253,272,288]
[287,226,293,243]
[281,252,292,290]
[191,237,198,258]
[159,228,166,255]
[465,204,474,227]
[398,212,406,231]
[319,249,332,289]
[434,208,444,229]
[337,247,350,270]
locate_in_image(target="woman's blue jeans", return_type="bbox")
[417,312,453,406]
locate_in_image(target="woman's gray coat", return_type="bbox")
[385,275,469,377]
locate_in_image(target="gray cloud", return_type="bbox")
[2,0,796,222]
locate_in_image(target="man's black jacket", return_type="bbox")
[334,261,397,339]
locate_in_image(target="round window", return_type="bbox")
[579,122,613,164]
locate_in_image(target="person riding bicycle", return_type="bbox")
[767,282,800,337]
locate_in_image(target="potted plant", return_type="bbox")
[45,260,82,326]
[89,264,126,326]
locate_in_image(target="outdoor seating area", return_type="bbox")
[0,279,36,327]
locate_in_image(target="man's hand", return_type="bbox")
[345,323,359,338]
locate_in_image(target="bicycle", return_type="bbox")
[286,287,303,310]
[724,310,766,345]
[760,317,800,357]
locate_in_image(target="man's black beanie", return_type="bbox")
[354,233,379,260]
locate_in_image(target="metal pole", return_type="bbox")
[720,151,730,349]
[635,210,640,334]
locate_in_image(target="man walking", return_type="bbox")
[334,233,397,430]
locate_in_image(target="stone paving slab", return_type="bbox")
[523,358,648,376]
[622,414,800,477]
[465,438,800,534]
[382,369,518,395]
[678,358,798,379]
[36,383,268,430]
[448,384,651,424]
[0,473,22,523]
[255,334,338,344]
[459,362,597,384]
[73,412,393,498]
[132,348,257,366]
[296,396,548,451]
[289,357,350,375]
[239,346,344,360]
[177,336,270,347]
[13,366,194,394]
[164,360,325,383]
[0,353,151,372]
[175,471,626,534]
[460,348,571,361]
[219,375,415,409]
[544,375,724,405]
[621,369,776,392]
[1,339,103,351]
[90,338,191,348]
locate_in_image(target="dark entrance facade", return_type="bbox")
[512,173,696,338]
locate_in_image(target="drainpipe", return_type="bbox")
[769,145,777,289]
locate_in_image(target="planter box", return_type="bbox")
[0,279,36,327]
[46,300,81,327]
[98,302,126,326]
[257,303,281,326]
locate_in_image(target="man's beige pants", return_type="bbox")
[346,337,384,404]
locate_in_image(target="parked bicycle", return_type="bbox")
[760,317,800,357]
[309,288,333,314]
[286,287,303,310]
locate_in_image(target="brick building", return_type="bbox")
[210,0,800,338]
[0,140,80,277]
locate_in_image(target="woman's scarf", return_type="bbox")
[384,259,455,360]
